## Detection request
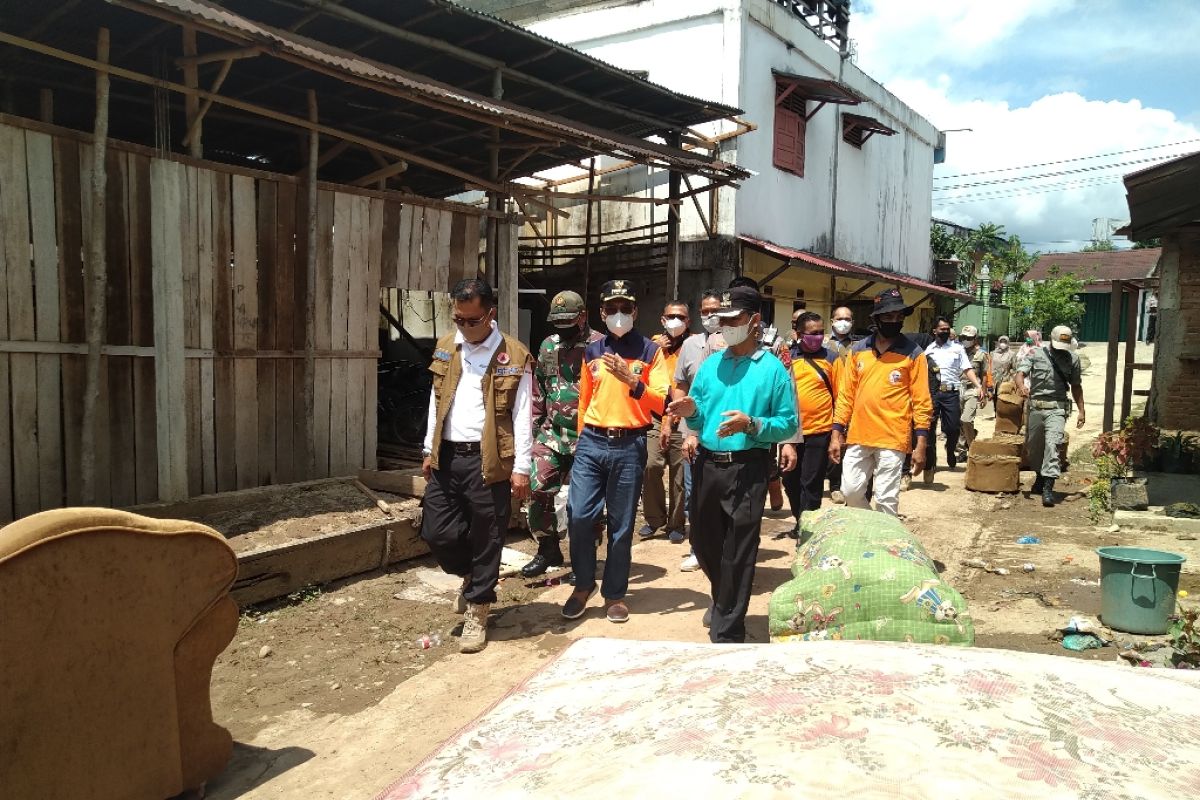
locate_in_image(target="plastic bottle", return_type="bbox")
[415,633,442,650]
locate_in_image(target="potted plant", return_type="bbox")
[1090,416,1160,519]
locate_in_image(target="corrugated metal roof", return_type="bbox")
[1025,249,1161,284]
[739,236,974,301]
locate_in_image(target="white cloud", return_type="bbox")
[852,1,1200,251]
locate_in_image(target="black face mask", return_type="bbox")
[555,324,582,342]
[935,330,950,342]
[877,320,904,339]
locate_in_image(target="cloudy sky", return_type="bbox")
[851,0,1200,252]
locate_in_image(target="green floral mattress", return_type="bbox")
[769,506,974,645]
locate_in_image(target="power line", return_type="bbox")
[933,137,1200,180]
[937,174,1124,202]
[935,176,1126,205]
[932,152,1194,192]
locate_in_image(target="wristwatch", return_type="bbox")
[745,417,760,437]
[421,447,432,458]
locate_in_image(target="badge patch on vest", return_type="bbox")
[433,349,452,362]
[631,363,644,376]
[497,352,511,365]
[495,366,523,377]
[590,361,601,376]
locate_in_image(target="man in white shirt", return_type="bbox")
[922,316,985,475]
[421,279,533,653]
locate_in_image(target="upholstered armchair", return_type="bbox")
[0,508,238,799]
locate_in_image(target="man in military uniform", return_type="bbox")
[1015,324,1086,507]
[956,325,990,462]
[520,291,605,578]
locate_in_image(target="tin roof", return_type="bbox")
[1024,249,1161,284]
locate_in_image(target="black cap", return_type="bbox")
[715,285,762,318]
[599,279,637,303]
[871,287,913,317]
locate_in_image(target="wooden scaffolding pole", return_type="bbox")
[81,27,110,504]
[582,158,596,304]
[1120,285,1139,423]
[304,90,319,477]
[665,132,682,301]
[1102,279,1122,432]
[181,27,201,157]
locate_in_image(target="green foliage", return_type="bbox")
[1132,237,1162,250]
[1010,267,1086,336]
[1087,454,1117,522]
[1082,238,1117,252]
[990,234,1039,283]
[1168,597,1199,668]
[931,225,964,260]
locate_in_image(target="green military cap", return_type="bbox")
[547,290,585,322]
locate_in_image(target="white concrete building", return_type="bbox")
[469,0,968,331]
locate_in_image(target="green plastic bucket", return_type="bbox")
[1097,546,1187,634]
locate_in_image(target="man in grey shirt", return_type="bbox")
[1015,324,1085,507]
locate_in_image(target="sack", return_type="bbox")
[768,507,974,645]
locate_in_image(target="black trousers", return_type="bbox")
[782,431,831,518]
[689,449,769,644]
[928,389,962,468]
[420,444,511,605]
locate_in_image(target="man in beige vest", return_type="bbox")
[421,279,533,652]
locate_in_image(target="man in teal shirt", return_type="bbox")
[669,285,799,643]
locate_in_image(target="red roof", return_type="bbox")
[738,236,973,301]
[1024,248,1160,284]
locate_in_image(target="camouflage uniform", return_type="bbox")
[527,326,605,541]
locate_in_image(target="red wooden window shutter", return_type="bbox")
[773,83,807,177]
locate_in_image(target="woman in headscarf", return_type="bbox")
[989,335,1017,407]
[1016,329,1042,361]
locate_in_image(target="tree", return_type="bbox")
[1132,237,1162,249]
[931,225,965,260]
[1082,238,1117,252]
[1010,268,1087,336]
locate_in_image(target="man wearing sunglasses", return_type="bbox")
[421,279,533,653]
[641,301,691,544]
[560,280,671,624]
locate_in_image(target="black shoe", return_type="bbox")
[946,452,957,469]
[520,541,564,578]
[1042,478,1056,507]
[703,605,713,628]
[1031,475,1045,494]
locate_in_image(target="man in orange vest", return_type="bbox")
[781,311,841,521]
[421,279,533,653]
[829,288,933,517]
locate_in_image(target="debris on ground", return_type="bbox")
[1050,616,1112,651]
[1016,535,1041,545]
[1165,502,1200,519]
[962,558,1010,575]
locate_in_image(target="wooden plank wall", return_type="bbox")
[0,119,481,523]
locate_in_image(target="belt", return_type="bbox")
[698,447,769,464]
[584,424,650,439]
[1031,399,1067,410]
[441,441,481,455]
[938,383,959,393]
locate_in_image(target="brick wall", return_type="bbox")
[1152,231,1200,429]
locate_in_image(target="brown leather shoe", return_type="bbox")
[605,600,630,623]
[561,587,596,620]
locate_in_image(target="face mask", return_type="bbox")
[800,333,825,352]
[702,315,721,334]
[997,342,1009,352]
[877,320,903,339]
[555,323,581,342]
[663,318,687,337]
[721,321,752,347]
[832,320,852,336]
[605,312,633,338]
[935,330,950,342]
[1025,339,1033,346]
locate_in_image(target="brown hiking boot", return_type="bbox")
[459,603,489,653]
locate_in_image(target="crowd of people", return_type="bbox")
[418,276,1085,653]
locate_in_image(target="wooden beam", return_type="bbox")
[583,158,596,303]
[304,90,318,479]
[760,260,793,288]
[180,56,234,148]
[909,292,934,308]
[353,158,409,187]
[174,45,262,67]
[842,281,878,302]
[181,27,201,157]
[81,27,109,505]
[1120,285,1139,423]
[358,468,426,498]
[681,173,714,238]
[666,132,682,301]
[38,88,52,123]
[1103,279,1122,432]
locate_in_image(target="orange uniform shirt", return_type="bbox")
[790,346,841,435]
[577,331,670,431]
[833,335,933,453]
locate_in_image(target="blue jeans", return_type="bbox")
[567,428,647,600]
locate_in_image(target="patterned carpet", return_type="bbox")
[377,638,1200,799]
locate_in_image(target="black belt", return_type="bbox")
[698,447,769,464]
[584,424,650,439]
[441,441,481,455]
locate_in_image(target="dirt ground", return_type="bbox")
[204,341,1198,799]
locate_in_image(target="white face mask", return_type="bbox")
[701,314,721,334]
[663,318,687,336]
[997,342,1009,352]
[832,319,852,336]
[721,321,752,347]
[605,312,633,338]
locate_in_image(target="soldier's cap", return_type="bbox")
[871,287,913,317]
[960,325,979,339]
[599,279,637,304]
[1049,324,1074,351]
[715,285,762,318]
[547,290,585,322]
